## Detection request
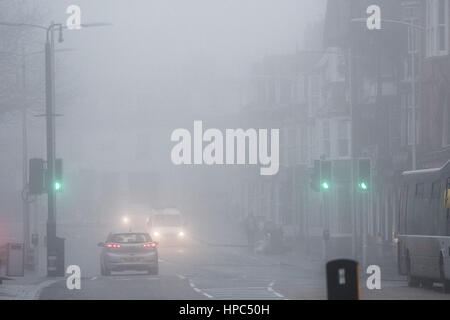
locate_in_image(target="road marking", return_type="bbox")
[267,280,286,299]
[200,286,283,300]
[90,276,97,281]
[180,274,212,298]
[203,292,213,298]
[188,280,213,299]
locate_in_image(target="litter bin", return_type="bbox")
[6,243,25,277]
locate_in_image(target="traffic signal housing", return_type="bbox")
[358,158,370,192]
[320,160,332,191]
[54,158,63,192]
[310,160,320,192]
[29,158,45,195]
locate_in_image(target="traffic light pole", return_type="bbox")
[351,159,356,260]
[21,50,31,263]
[45,25,57,277]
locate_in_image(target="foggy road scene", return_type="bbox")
[2,0,450,303]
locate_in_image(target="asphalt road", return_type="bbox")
[38,237,450,300]
[39,239,315,299]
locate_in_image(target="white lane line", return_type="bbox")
[146,277,159,280]
[90,276,97,281]
[267,280,286,299]
[274,292,284,298]
[188,280,213,299]
[203,292,213,299]
[180,274,212,298]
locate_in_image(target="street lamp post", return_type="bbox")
[349,17,425,269]
[0,20,111,276]
[45,22,61,276]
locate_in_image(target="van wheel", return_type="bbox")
[407,256,419,287]
[440,258,450,294]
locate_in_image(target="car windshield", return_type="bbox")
[109,233,151,243]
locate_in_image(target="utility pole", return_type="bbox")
[410,19,417,170]
[21,49,31,266]
[348,47,357,260]
[45,24,58,276]
[0,20,111,277]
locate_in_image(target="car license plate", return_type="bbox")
[123,257,141,262]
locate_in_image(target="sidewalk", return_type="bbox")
[364,241,405,281]
[253,244,323,271]
[0,272,61,300]
[252,239,406,282]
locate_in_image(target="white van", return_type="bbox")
[148,208,186,242]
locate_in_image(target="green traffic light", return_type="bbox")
[359,182,368,190]
[321,181,330,190]
[54,181,62,191]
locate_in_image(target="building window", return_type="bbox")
[308,75,320,117]
[426,0,449,57]
[295,76,306,105]
[441,90,450,147]
[407,102,420,146]
[431,180,441,199]
[337,120,350,157]
[297,126,308,164]
[415,183,425,199]
[322,120,330,158]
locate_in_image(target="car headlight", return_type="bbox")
[178,231,185,237]
[153,231,160,237]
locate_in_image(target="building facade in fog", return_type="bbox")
[233,0,450,258]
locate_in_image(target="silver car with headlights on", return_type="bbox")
[98,232,158,276]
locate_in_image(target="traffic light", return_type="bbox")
[29,158,45,195]
[358,158,370,192]
[321,160,332,191]
[310,160,320,192]
[54,158,63,192]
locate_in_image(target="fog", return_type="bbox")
[3,0,443,301]
[47,0,324,227]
